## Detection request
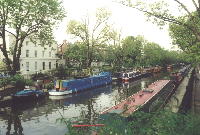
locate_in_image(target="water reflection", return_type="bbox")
[0,72,170,135]
[6,109,23,135]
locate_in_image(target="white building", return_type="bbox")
[19,40,57,75]
[7,35,64,75]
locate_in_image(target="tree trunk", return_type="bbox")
[1,28,12,73]
[10,38,25,75]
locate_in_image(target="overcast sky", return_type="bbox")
[54,0,196,50]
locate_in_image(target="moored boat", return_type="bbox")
[48,72,112,96]
[113,71,151,82]
[170,65,191,84]
[12,89,46,102]
[100,80,173,117]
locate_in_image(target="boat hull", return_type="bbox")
[48,90,73,96]
[121,72,151,82]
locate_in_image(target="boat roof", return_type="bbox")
[101,80,170,117]
[60,72,111,82]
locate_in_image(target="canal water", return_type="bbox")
[0,72,171,135]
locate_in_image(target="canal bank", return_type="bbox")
[192,67,200,114]
[165,68,194,113]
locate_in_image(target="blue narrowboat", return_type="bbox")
[48,72,112,96]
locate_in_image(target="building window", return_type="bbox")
[26,41,29,46]
[35,61,37,70]
[56,63,58,68]
[43,62,45,70]
[49,62,51,69]
[42,51,45,57]
[26,50,29,57]
[49,51,51,57]
[35,50,37,57]
[26,62,29,71]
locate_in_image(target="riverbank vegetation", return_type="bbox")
[60,109,200,135]
[0,74,33,90]
[63,7,189,75]
[64,35,188,73]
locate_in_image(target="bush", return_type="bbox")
[101,65,114,72]
[31,72,53,81]
[9,74,25,89]
[45,82,54,90]
[9,74,33,89]
[51,66,68,79]
[63,110,200,135]
[0,78,10,89]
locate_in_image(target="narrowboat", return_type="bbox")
[12,89,46,102]
[113,71,151,82]
[100,80,175,116]
[48,72,112,96]
[170,65,191,84]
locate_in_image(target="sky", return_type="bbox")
[54,0,195,50]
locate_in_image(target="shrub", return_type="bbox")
[10,74,25,89]
[0,78,10,89]
[63,110,200,135]
[31,72,53,81]
[45,82,54,90]
[51,66,68,79]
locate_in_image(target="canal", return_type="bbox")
[0,72,171,135]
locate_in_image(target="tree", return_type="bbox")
[169,12,200,63]
[64,42,87,69]
[120,0,200,56]
[142,42,164,66]
[121,36,143,67]
[0,0,65,75]
[103,45,124,70]
[67,8,115,68]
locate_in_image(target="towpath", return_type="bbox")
[192,67,200,114]
[165,68,193,113]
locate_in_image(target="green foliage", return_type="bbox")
[31,72,53,81]
[64,42,88,68]
[64,110,200,135]
[121,36,143,67]
[9,74,27,88]
[45,82,54,90]
[67,8,115,68]
[101,65,113,72]
[102,35,186,68]
[0,61,7,71]
[24,79,34,86]
[51,66,68,79]
[142,42,167,66]
[103,45,124,68]
[121,0,200,64]
[169,12,200,63]
[0,78,10,89]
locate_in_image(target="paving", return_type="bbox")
[192,67,200,114]
[166,68,193,113]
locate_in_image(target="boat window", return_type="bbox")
[123,73,128,77]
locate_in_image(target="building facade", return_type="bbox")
[19,39,64,75]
